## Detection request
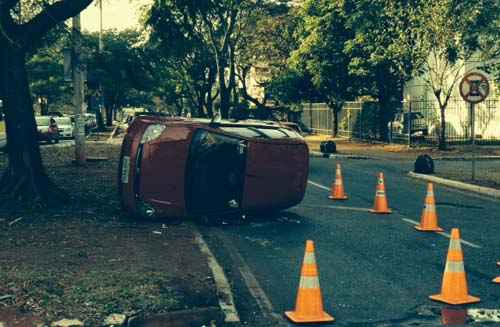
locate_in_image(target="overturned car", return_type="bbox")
[119,115,309,219]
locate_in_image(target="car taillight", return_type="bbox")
[140,124,166,144]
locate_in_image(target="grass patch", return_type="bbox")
[0,269,180,325]
[0,142,217,326]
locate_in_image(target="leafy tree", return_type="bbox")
[413,0,499,149]
[267,68,315,105]
[84,29,154,124]
[0,0,94,204]
[147,0,242,118]
[342,0,427,140]
[290,0,359,136]
[147,0,280,118]
[233,1,298,110]
[146,0,219,117]
[27,38,71,115]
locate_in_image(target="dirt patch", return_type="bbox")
[0,142,217,326]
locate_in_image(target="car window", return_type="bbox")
[55,118,71,125]
[35,117,50,126]
[220,126,295,139]
[220,127,262,138]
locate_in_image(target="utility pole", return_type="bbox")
[96,0,106,130]
[72,15,86,165]
[99,0,104,52]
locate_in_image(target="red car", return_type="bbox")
[118,115,309,219]
[35,116,60,144]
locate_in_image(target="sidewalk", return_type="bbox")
[305,135,500,191]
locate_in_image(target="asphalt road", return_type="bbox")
[200,156,500,326]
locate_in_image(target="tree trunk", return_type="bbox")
[40,97,49,116]
[206,93,214,118]
[438,105,447,150]
[0,45,65,205]
[228,44,238,111]
[215,52,230,118]
[219,74,230,118]
[105,106,113,126]
[330,102,342,138]
[375,66,400,142]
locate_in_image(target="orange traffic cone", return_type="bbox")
[493,262,500,284]
[369,172,392,214]
[285,240,334,323]
[430,228,480,305]
[329,163,348,200]
[415,183,444,232]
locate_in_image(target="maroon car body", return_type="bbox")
[118,115,309,219]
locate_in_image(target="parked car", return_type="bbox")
[119,116,309,220]
[117,107,147,132]
[54,117,74,138]
[35,116,59,143]
[47,111,63,117]
[389,112,428,137]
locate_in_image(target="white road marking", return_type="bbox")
[309,180,482,249]
[299,204,370,212]
[468,308,500,323]
[193,230,240,323]
[308,180,331,191]
[400,219,481,249]
[215,231,292,326]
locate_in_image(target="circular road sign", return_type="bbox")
[459,72,490,104]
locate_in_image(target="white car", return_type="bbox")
[54,117,74,138]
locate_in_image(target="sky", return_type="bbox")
[80,0,152,32]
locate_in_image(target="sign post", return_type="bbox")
[459,72,490,181]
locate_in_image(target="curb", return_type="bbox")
[434,155,500,161]
[309,151,371,160]
[408,171,500,199]
[127,307,224,327]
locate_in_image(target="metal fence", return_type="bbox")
[301,98,500,145]
[395,98,500,145]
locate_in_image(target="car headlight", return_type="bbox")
[140,124,166,144]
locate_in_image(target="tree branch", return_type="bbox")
[19,0,93,48]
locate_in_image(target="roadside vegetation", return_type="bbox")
[0,143,217,325]
[0,0,498,322]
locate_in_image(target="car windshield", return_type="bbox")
[55,117,71,125]
[35,117,50,126]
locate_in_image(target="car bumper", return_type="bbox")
[59,131,73,138]
[37,132,56,141]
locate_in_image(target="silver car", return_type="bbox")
[54,117,74,138]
